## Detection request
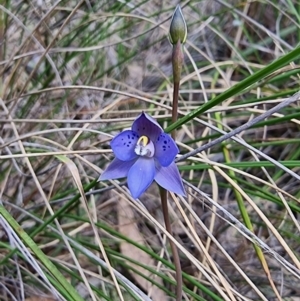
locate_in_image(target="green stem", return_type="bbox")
[171,82,179,139]
[160,188,182,301]
[171,39,183,139]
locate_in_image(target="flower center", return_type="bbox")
[134,135,155,157]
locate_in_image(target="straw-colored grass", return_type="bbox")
[1,0,300,300]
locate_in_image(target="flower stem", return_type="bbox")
[171,40,183,139]
[160,16,185,300]
[160,188,182,301]
[171,81,179,139]
[164,28,184,301]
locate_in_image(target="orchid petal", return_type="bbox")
[98,158,136,181]
[155,133,179,167]
[111,130,139,161]
[154,162,186,196]
[127,157,155,198]
[132,112,163,141]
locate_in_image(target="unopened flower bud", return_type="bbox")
[169,5,187,45]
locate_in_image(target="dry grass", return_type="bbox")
[1,0,300,300]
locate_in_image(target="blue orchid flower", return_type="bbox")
[99,112,186,198]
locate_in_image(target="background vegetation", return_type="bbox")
[0,0,300,300]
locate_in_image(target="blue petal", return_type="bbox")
[132,112,163,141]
[127,157,156,198]
[155,133,179,167]
[98,158,136,181]
[154,162,186,196]
[111,130,139,161]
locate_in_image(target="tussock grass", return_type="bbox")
[1,0,300,300]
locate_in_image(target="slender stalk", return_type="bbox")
[160,188,182,301]
[160,8,186,299]
[159,38,185,301]
[171,82,179,139]
[171,40,183,139]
